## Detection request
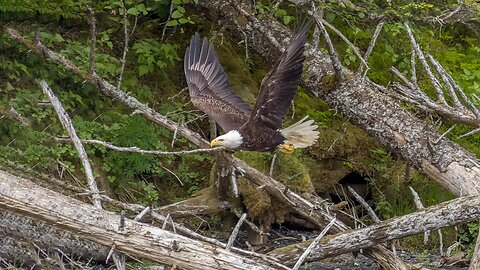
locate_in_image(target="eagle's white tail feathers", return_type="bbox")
[280,116,319,148]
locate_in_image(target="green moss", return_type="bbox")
[238,178,288,225]
[214,36,258,106]
[235,151,314,193]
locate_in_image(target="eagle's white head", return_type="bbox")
[210,130,243,149]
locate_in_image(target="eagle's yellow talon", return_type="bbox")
[278,143,295,154]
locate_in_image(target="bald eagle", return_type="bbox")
[184,23,318,153]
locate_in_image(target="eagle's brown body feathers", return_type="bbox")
[184,22,318,152]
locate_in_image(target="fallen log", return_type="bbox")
[0,209,109,263]
[0,169,288,270]
[200,0,480,197]
[5,26,408,270]
[269,193,480,265]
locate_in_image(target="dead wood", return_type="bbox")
[199,0,480,197]
[155,187,229,218]
[6,26,408,270]
[0,209,108,266]
[269,193,480,265]
[0,169,289,270]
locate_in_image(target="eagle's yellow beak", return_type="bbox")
[210,138,224,147]
[278,143,295,154]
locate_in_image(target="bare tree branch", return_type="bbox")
[428,54,464,110]
[404,23,447,105]
[348,186,380,223]
[312,6,344,82]
[86,6,96,76]
[117,0,130,90]
[226,213,247,250]
[39,80,102,209]
[292,217,336,270]
[321,19,368,69]
[55,137,226,155]
[358,21,384,76]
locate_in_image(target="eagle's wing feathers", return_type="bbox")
[245,22,310,130]
[184,33,251,132]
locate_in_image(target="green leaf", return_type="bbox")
[136,3,146,12]
[275,8,286,17]
[172,0,182,4]
[358,12,365,18]
[166,20,179,26]
[178,18,189,24]
[127,7,139,16]
[138,65,150,76]
[177,6,185,13]
[171,10,183,19]
[283,15,292,25]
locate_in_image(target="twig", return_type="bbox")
[133,206,150,222]
[55,137,225,155]
[347,186,380,223]
[86,6,96,75]
[162,213,171,230]
[312,5,344,82]
[112,253,126,270]
[410,47,417,87]
[321,19,368,69]
[171,121,180,147]
[428,54,464,110]
[161,0,175,41]
[444,69,480,119]
[292,217,337,270]
[433,125,456,144]
[358,21,384,76]
[161,165,184,186]
[458,127,480,139]
[117,0,129,90]
[404,23,446,105]
[438,229,444,256]
[7,105,30,126]
[226,213,247,250]
[409,186,430,246]
[231,207,263,235]
[106,244,116,263]
[231,166,239,197]
[269,152,277,177]
[437,0,464,23]
[40,81,102,209]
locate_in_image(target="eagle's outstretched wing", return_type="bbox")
[244,21,311,130]
[184,33,251,132]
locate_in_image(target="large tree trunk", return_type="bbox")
[0,169,287,270]
[201,1,480,196]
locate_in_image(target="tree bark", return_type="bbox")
[200,1,480,197]
[228,156,409,270]
[5,26,408,270]
[0,209,109,263]
[0,169,288,270]
[268,193,480,265]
